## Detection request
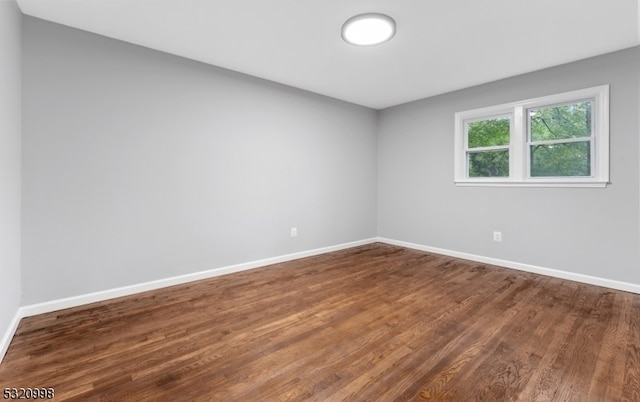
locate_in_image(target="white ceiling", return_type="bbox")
[16,0,640,109]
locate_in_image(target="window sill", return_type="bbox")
[454,180,609,188]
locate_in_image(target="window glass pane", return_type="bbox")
[529,101,592,142]
[530,141,591,177]
[468,150,509,177]
[467,117,510,148]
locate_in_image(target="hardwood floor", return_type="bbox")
[1,243,639,401]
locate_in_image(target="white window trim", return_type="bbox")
[454,85,609,188]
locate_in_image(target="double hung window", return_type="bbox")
[454,85,609,187]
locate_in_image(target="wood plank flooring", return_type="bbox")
[1,243,639,401]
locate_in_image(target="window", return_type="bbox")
[466,115,511,178]
[454,85,609,187]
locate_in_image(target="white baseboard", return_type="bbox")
[0,309,23,364]
[0,238,377,365]
[19,238,378,319]
[377,237,640,294]
[4,236,637,365]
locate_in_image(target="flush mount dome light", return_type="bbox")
[342,13,396,46]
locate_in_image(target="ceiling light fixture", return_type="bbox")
[342,13,396,46]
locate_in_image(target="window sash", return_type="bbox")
[465,114,511,149]
[528,140,593,179]
[527,99,594,142]
[525,98,595,179]
[466,149,510,178]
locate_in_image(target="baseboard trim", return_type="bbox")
[5,236,636,365]
[0,309,23,364]
[377,237,640,294]
[0,238,376,364]
[19,238,378,319]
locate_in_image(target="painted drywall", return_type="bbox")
[22,17,378,304]
[19,14,640,309]
[378,47,640,285]
[0,0,22,358]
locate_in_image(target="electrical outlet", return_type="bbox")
[493,231,502,242]
[290,227,298,238]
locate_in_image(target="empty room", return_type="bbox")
[1,0,639,400]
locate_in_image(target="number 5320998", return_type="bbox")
[3,388,54,399]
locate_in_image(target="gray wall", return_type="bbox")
[0,0,22,354]
[378,47,640,285]
[22,17,378,304]
[19,15,640,307]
